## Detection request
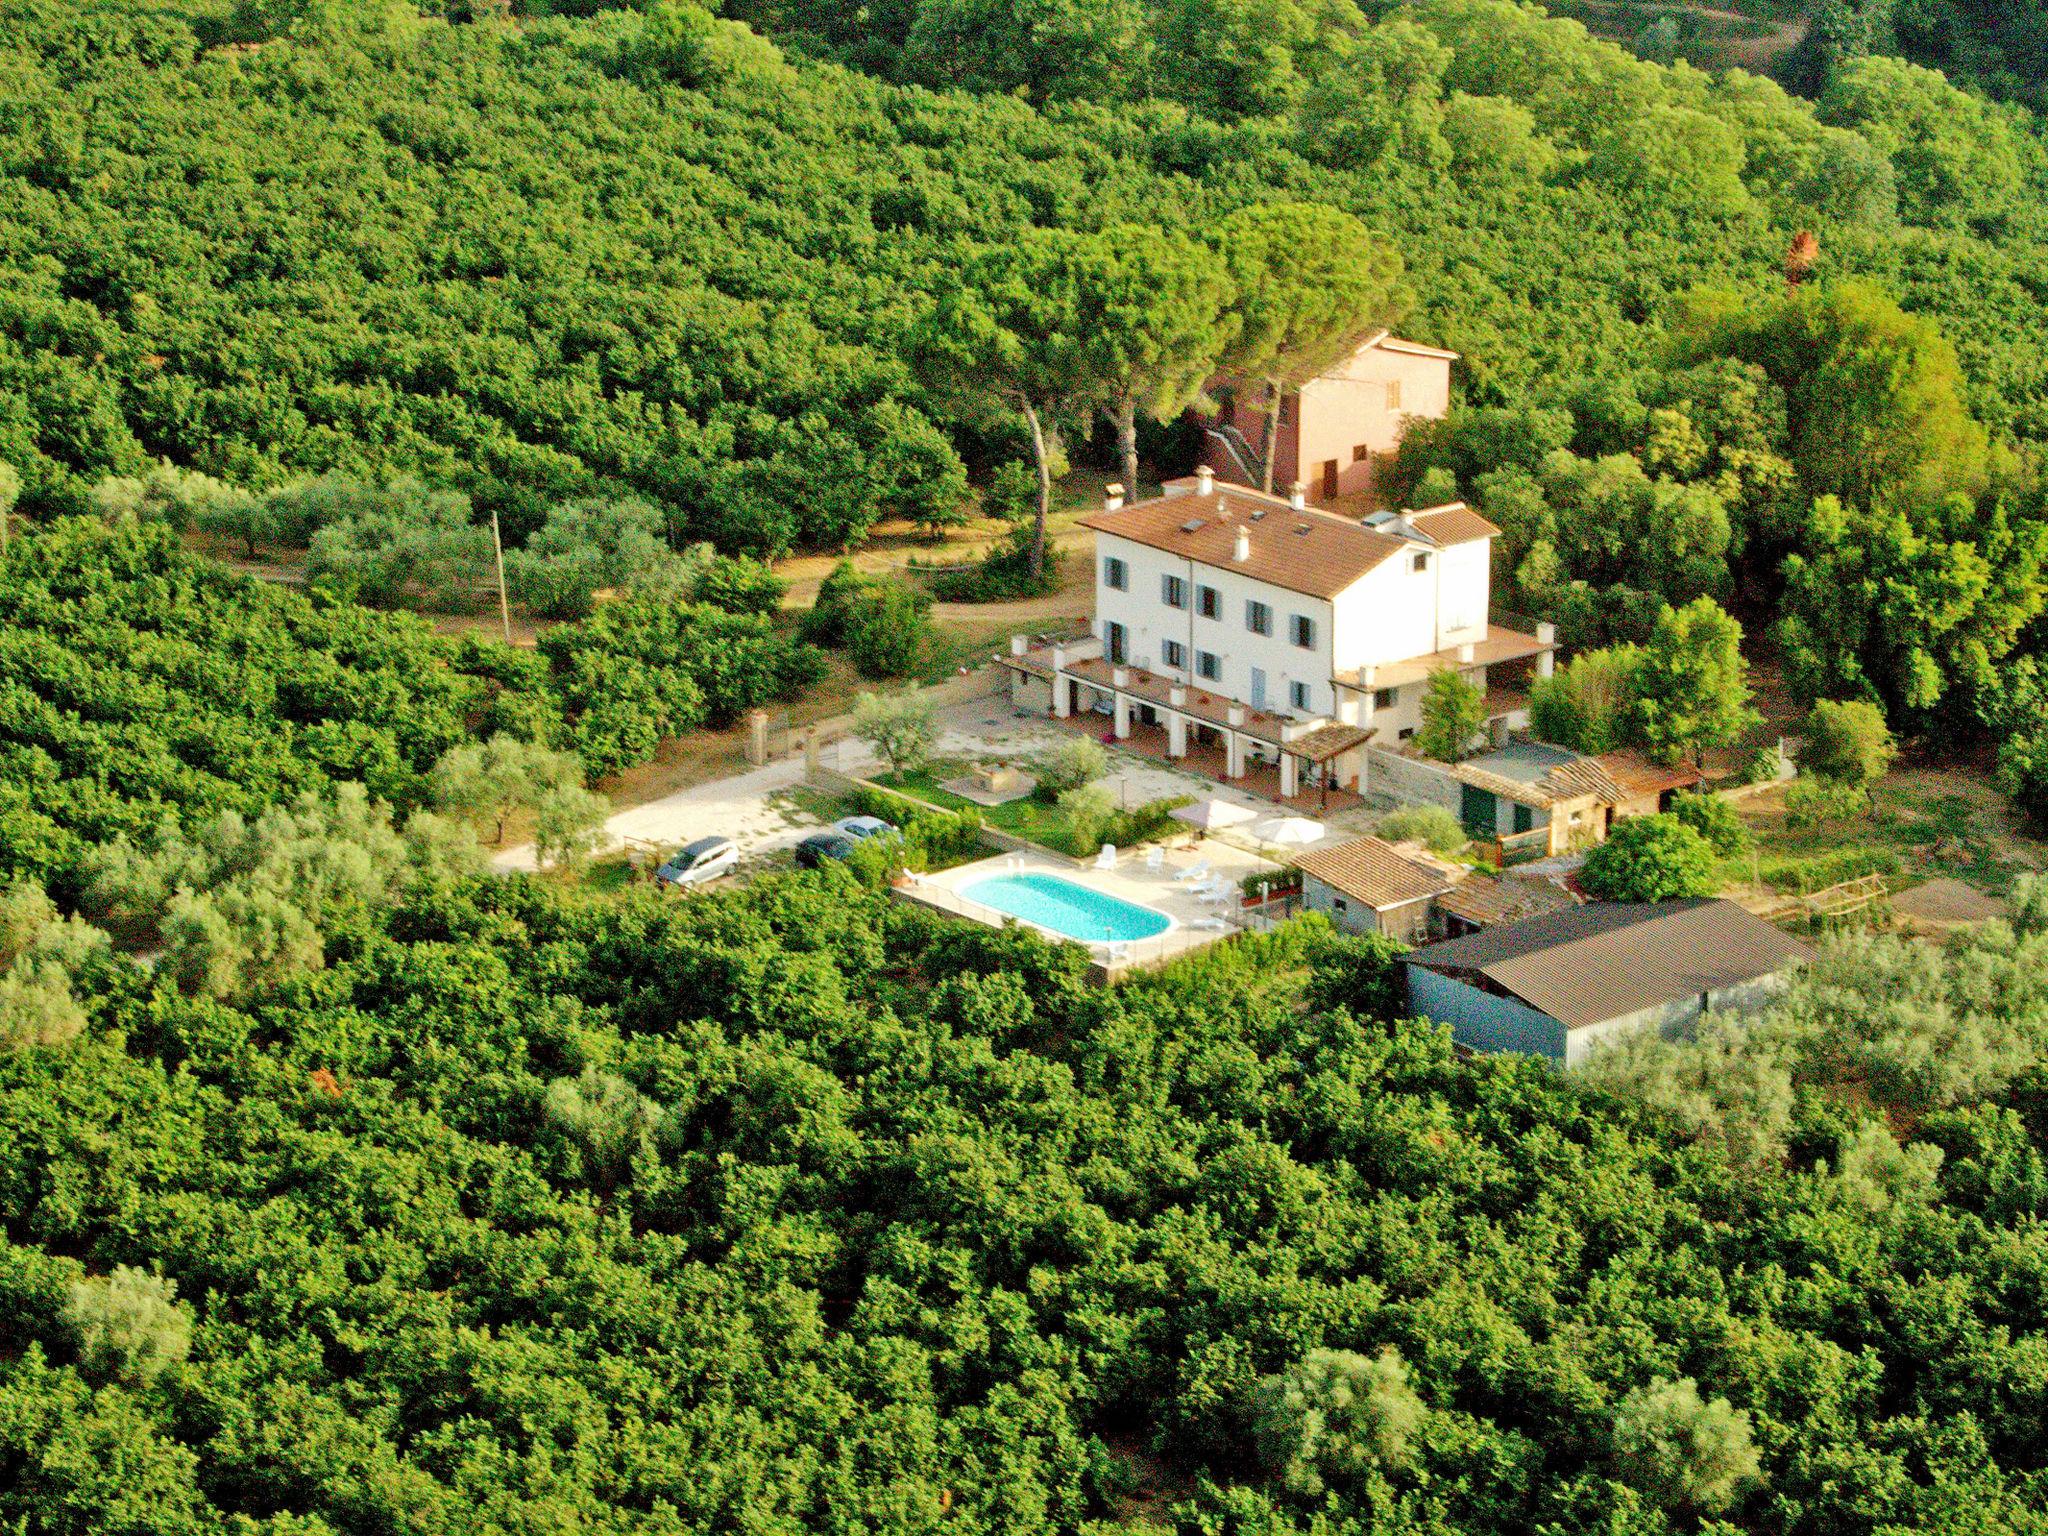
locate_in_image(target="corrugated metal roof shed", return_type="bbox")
[1403,899,1812,1030]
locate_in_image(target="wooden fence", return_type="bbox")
[1753,871,1889,928]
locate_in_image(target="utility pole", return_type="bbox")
[490,506,512,646]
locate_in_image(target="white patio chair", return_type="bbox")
[1093,843,1118,871]
[1144,846,1166,874]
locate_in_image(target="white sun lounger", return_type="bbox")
[1173,860,1212,885]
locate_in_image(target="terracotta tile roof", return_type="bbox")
[1294,837,1457,910]
[1081,488,1409,600]
[1367,332,1460,361]
[1406,502,1500,547]
[1288,722,1375,761]
[1404,899,1813,1030]
[1438,870,1582,928]
[1450,754,1623,809]
[1594,751,1703,798]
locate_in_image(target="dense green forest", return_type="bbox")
[8,0,2048,545]
[7,875,2048,1535]
[9,5,2048,1533]
[0,519,818,895]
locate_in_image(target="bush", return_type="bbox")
[544,1068,657,1190]
[1800,699,1896,787]
[1301,930,1407,1022]
[1667,790,1749,856]
[1374,804,1468,856]
[1056,784,1116,852]
[1037,737,1109,799]
[1785,775,1870,829]
[903,807,986,869]
[1752,846,1901,893]
[837,809,987,888]
[694,553,787,616]
[65,1266,193,1386]
[1240,866,1301,900]
[507,496,691,620]
[852,688,937,778]
[1250,1347,1425,1496]
[843,581,935,679]
[1528,645,1646,755]
[1611,1375,1761,1514]
[301,476,494,612]
[1101,795,1194,850]
[1416,667,1488,763]
[93,461,254,537]
[848,783,926,825]
[1740,741,1787,785]
[799,559,870,647]
[1580,814,1719,902]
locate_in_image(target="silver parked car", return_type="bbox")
[655,836,738,887]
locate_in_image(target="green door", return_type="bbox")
[1459,784,1497,839]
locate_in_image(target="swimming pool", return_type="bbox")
[958,872,1172,943]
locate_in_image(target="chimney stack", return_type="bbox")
[1457,642,1475,663]
[1104,482,1125,512]
[1196,465,1215,496]
[1009,635,1028,657]
[1233,525,1251,562]
[1289,482,1307,511]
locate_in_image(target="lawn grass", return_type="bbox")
[872,764,1086,854]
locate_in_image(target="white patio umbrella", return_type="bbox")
[1171,798,1259,834]
[1250,815,1327,848]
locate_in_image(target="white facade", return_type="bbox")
[1093,510,1493,734]
[1006,480,1551,799]
[1093,532,1340,719]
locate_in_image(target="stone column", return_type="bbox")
[1225,731,1246,779]
[1113,692,1132,740]
[1166,712,1188,758]
[1051,645,1070,718]
[1279,752,1299,799]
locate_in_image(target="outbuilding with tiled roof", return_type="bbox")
[1292,836,1458,941]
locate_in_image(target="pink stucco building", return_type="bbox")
[1200,329,1456,506]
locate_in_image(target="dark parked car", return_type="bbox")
[795,831,861,869]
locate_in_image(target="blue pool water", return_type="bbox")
[959,872,1171,943]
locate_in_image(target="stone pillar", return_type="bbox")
[1113,692,1132,740]
[1537,623,1557,680]
[745,708,770,767]
[1166,712,1188,758]
[1010,634,1028,657]
[1279,752,1299,798]
[1225,731,1246,779]
[1051,645,1070,718]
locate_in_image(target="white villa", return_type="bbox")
[1001,468,1556,802]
